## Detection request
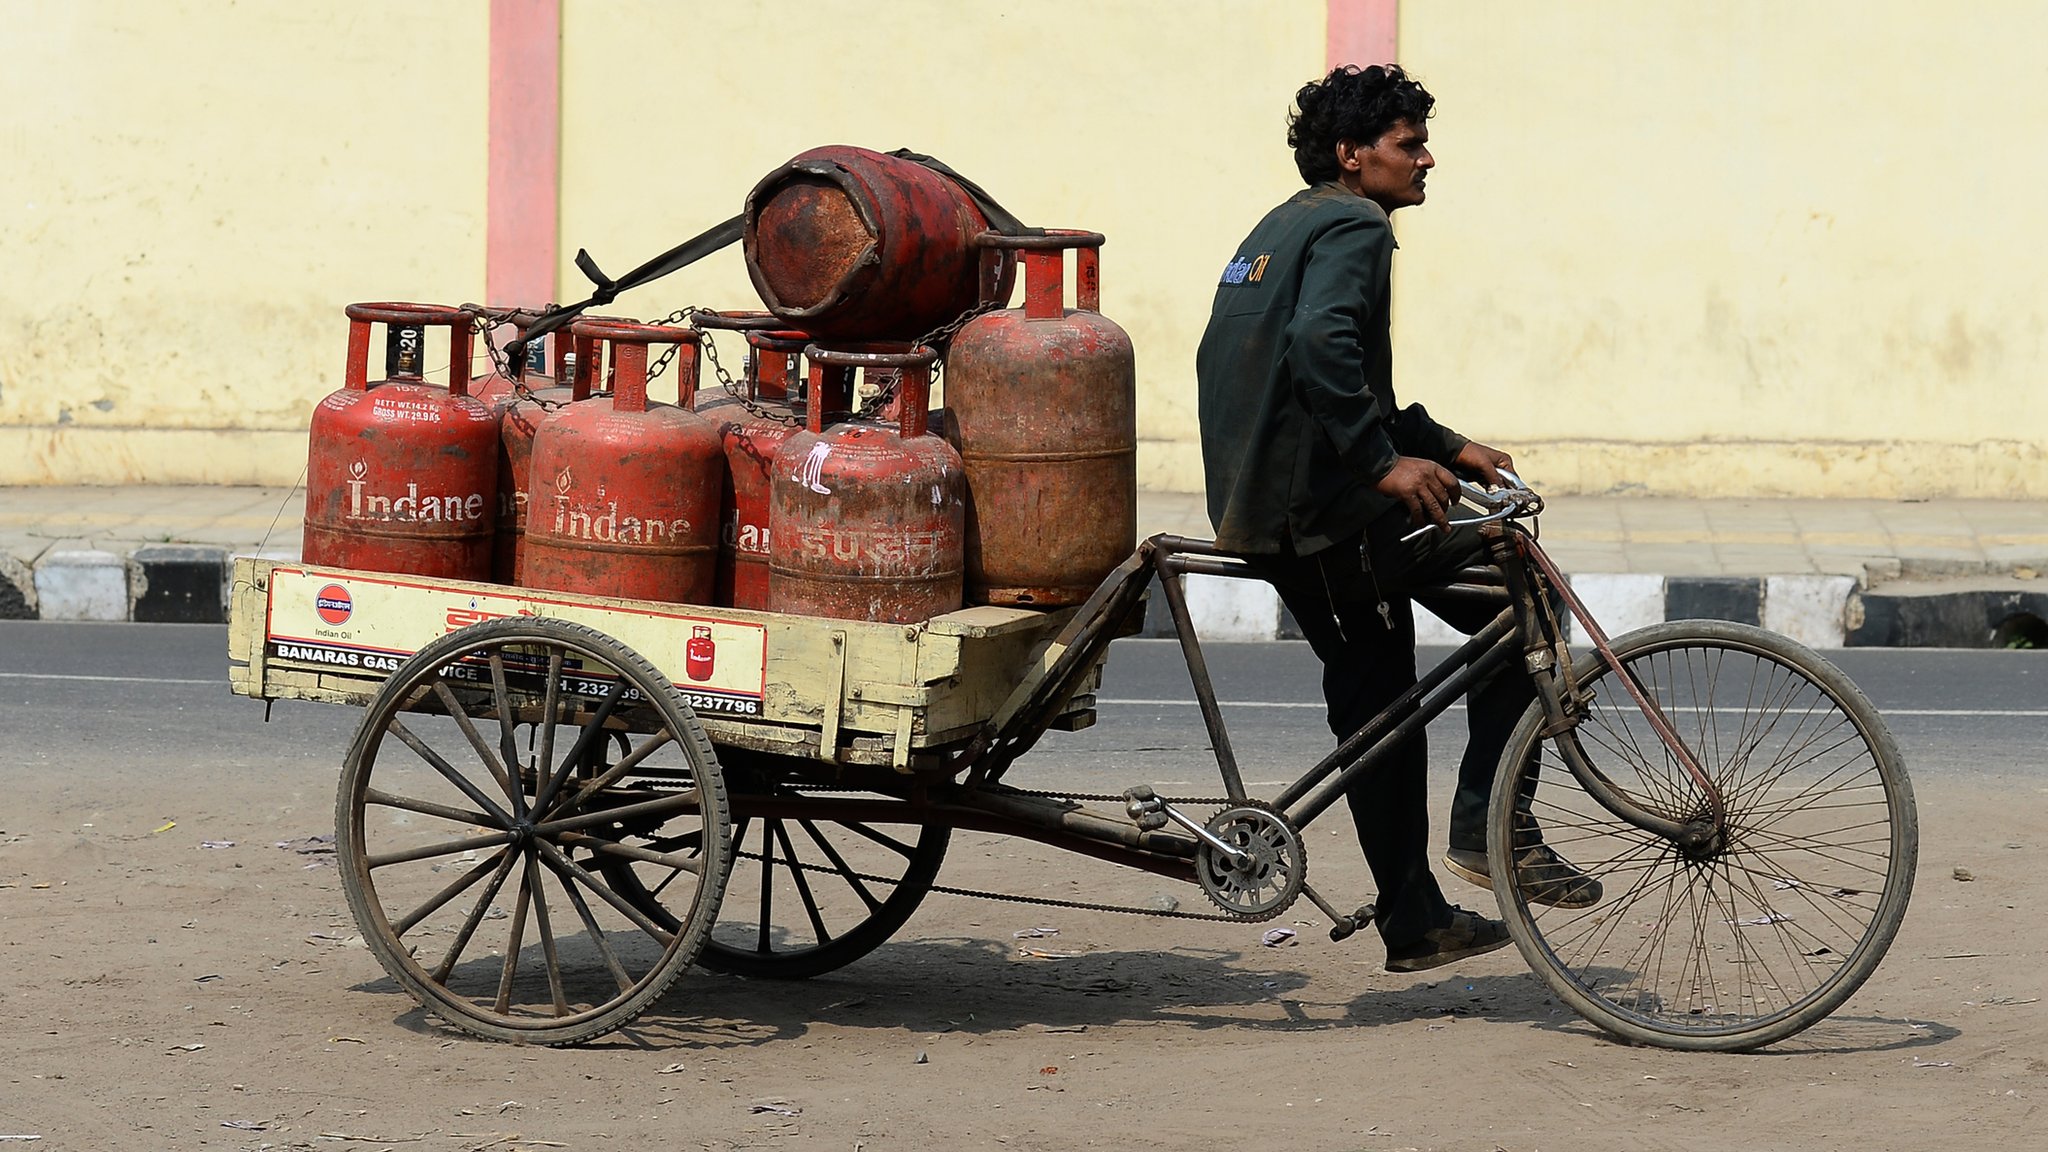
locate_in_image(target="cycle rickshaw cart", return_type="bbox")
[227,477,1916,1052]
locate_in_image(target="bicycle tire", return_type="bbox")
[1487,620,1916,1051]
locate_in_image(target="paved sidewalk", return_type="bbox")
[3,485,2045,645]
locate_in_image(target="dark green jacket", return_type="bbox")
[1197,182,1466,555]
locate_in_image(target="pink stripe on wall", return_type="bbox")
[1326,0,1399,70]
[486,0,561,308]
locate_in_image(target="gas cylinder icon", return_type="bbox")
[686,625,716,682]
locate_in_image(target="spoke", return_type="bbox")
[488,651,528,819]
[553,867,635,996]
[533,678,631,817]
[430,849,522,984]
[432,680,517,804]
[557,829,703,875]
[557,730,680,817]
[494,860,533,1014]
[369,830,515,871]
[837,821,918,859]
[392,847,511,936]
[386,717,515,829]
[527,852,570,1017]
[772,820,833,944]
[756,821,777,954]
[365,787,493,828]
[532,649,565,822]
[532,838,677,947]
[800,820,884,913]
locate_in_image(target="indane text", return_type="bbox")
[347,479,487,523]
[550,496,693,544]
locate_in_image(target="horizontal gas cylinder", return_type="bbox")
[744,145,1016,341]
[768,345,964,624]
[521,320,723,604]
[944,230,1136,606]
[303,303,498,580]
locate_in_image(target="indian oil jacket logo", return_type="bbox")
[547,463,693,545]
[1219,252,1272,286]
[344,460,487,523]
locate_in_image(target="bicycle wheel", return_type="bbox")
[1488,620,1916,1051]
[336,618,731,1046]
[602,782,950,980]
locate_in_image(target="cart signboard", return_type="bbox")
[262,565,769,718]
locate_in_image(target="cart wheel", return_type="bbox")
[1488,621,1916,1052]
[335,617,731,1045]
[602,783,949,980]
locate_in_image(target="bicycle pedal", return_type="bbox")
[1122,785,1169,831]
[1328,902,1378,942]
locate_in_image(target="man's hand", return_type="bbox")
[1375,456,1460,529]
[1452,441,1514,487]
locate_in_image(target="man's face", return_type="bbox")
[1337,119,1434,213]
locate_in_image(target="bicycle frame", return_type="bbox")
[1044,524,1726,853]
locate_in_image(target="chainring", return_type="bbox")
[1195,803,1306,921]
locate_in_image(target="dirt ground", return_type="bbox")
[2,754,2042,1152]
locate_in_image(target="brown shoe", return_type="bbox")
[1384,907,1513,973]
[1444,845,1603,909]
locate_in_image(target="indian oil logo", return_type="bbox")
[314,584,353,625]
[1219,252,1272,286]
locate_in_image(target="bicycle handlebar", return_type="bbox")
[1397,468,1543,543]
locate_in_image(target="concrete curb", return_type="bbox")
[3,543,2040,647]
[1139,569,2033,649]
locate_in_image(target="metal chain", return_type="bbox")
[850,300,1005,423]
[722,845,1248,923]
[471,306,576,412]
[482,298,1011,423]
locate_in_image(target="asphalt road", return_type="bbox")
[2,621,2042,793]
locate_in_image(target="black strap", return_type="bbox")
[885,148,1040,239]
[506,152,1031,368]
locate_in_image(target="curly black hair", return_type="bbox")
[1287,64,1436,185]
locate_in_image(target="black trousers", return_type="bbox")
[1245,509,1535,947]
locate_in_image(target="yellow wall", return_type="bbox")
[555,0,1320,495]
[1396,1,2048,498]
[0,1,488,484]
[7,1,2047,499]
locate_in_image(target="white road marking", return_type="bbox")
[0,672,218,685]
[1096,697,2048,717]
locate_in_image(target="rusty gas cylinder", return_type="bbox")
[944,231,1136,606]
[744,146,1016,341]
[768,345,965,623]
[490,326,596,583]
[520,320,723,604]
[303,303,499,579]
[710,327,807,609]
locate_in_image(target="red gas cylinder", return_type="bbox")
[768,345,965,624]
[491,327,597,584]
[520,320,724,604]
[713,328,808,609]
[303,303,499,579]
[943,230,1136,606]
[743,146,1016,341]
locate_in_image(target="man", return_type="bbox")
[1195,64,1597,974]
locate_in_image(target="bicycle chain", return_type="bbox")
[722,844,1249,923]
[715,783,1252,923]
